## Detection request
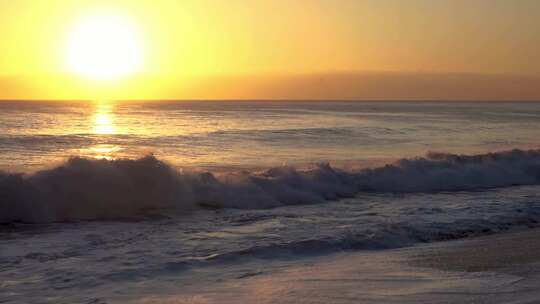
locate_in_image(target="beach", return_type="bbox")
[134,228,540,304]
[413,227,540,274]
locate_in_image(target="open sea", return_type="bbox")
[1,100,540,303]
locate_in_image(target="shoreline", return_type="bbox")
[143,227,540,304]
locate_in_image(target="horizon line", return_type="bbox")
[1,98,539,103]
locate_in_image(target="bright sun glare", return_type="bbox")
[66,13,143,81]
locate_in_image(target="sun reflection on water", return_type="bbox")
[86,101,121,160]
[93,102,115,135]
[87,144,120,160]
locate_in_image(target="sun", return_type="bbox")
[66,13,143,81]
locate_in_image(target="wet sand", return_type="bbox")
[412,227,540,273]
[131,228,540,304]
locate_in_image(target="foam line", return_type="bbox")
[2,149,540,223]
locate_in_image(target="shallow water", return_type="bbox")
[2,185,540,303]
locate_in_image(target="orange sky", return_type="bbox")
[1,0,539,100]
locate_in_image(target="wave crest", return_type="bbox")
[2,149,540,223]
[359,149,540,192]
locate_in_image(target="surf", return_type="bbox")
[2,149,540,223]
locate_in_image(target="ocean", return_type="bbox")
[1,100,540,303]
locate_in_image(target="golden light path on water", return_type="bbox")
[93,102,115,135]
[88,101,120,159]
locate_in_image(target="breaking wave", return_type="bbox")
[2,149,540,223]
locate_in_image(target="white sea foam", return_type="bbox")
[1,149,540,223]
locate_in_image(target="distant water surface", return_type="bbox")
[1,100,539,171]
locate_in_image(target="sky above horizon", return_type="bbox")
[1,0,539,100]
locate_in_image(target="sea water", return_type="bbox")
[1,100,540,303]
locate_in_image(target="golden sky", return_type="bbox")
[1,0,539,100]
